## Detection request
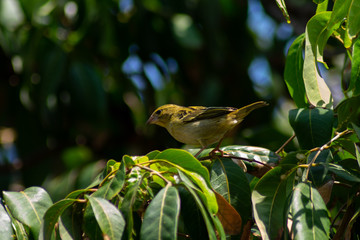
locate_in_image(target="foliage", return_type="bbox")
[1,0,360,239]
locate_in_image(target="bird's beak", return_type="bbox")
[146,115,155,125]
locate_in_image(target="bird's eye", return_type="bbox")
[155,110,162,115]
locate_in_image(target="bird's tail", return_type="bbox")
[235,101,269,120]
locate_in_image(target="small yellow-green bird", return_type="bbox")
[147,101,268,157]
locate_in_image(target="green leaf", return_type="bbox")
[156,149,217,214]
[86,196,125,240]
[41,199,78,240]
[284,34,307,108]
[275,0,291,23]
[210,158,252,226]
[315,0,328,13]
[179,172,218,240]
[326,163,360,182]
[304,12,333,107]
[146,150,161,160]
[349,39,360,95]
[11,219,29,240]
[313,0,326,4]
[307,149,332,187]
[59,205,82,240]
[83,203,102,240]
[0,203,13,240]
[345,0,360,47]
[140,186,180,240]
[120,174,144,240]
[221,145,279,165]
[291,182,330,239]
[3,187,53,239]
[92,162,126,199]
[156,149,210,184]
[252,164,297,240]
[335,95,360,129]
[289,108,334,149]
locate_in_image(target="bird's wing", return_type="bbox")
[182,106,237,122]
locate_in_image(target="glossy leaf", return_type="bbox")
[210,158,251,227]
[307,149,332,187]
[120,175,143,239]
[315,0,328,13]
[3,187,53,239]
[284,34,307,108]
[349,39,360,95]
[83,203,102,240]
[179,172,219,240]
[291,182,330,239]
[59,205,82,240]
[303,12,333,107]
[252,165,297,240]
[275,0,290,23]
[92,162,126,199]
[41,199,78,240]
[11,219,29,240]
[345,0,360,47]
[177,187,208,239]
[335,95,360,130]
[0,203,13,240]
[156,149,217,214]
[221,145,279,165]
[140,185,180,240]
[156,149,210,184]
[87,196,125,239]
[289,108,334,149]
[326,163,360,182]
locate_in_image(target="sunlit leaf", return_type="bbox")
[156,149,217,214]
[304,12,333,107]
[140,185,180,240]
[92,162,126,199]
[0,203,13,240]
[87,196,125,239]
[275,0,291,23]
[3,187,53,239]
[291,182,330,239]
[345,0,360,47]
[252,164,297,240]
[284,34,307,108]
[349,39,360,95]
[120,174,144,239]
[179,172,219,240]
[315,0,328,13]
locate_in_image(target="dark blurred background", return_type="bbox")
[0,0,317,199]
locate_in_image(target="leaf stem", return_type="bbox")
[135,164,172,184]
[305,129,352,180]
[276,132,296,154]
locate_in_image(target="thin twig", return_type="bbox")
[199,153,273,170]
[305,129,352,180]
[276,133,296,154]
[135,164,172,184]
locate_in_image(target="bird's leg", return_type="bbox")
[194,147,206,158]
[209,137,225,158]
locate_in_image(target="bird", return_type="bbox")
[147,101,268,157]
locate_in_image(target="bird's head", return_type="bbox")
[146,104,182,128]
